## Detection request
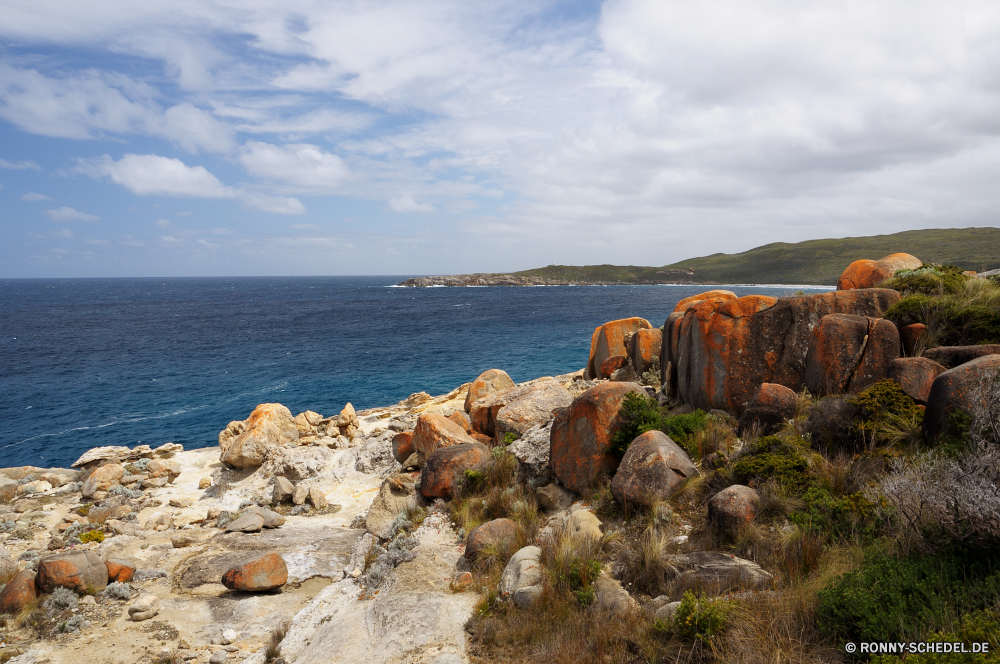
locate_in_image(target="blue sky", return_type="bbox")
[1,0,999,278]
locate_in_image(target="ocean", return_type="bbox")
[0,277,829,468]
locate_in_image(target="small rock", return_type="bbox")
[47,536,66,550]
[594,574,637,615]
[498,546,543,598]
[221,628,237,645]
[171,533,198,548]
[199,477,212,490]
[465,518,517,561]
[452,571,474,590]
[654,601,681,623]
[129,594,161,621]
[737,383,798,434]
[272,476,294,504]
[80,595,97,606]
[292,485,308,506]
[0,570,38,614]
[708,485,760,532]
[221,552,288,592]
[248,507,285,529]
[610,430,698,507]
[536,483,574,512]
[82,463,125,499]
[308,487,328,510]
[391,431,415,463]
[224,513,265,533]
[512,585,542,608]
[147,459,182,482]
[567,509,602,541]
[210,651,228,664]
[169,497,193,508]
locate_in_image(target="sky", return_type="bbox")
[1,0,999,278]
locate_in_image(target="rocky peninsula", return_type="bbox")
[3,252,1000,664]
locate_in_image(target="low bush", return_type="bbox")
[611,392,709,456]
[542,527,604,607]
[882,264,969,296]
[79,529,104,543]
[667,590,731,647]
[870,609,1000,663]
[732,435,813,494]
[102,581,131,600]
[849,380,924,446]
[45,587,78,611]
[817,545,1000,643]
[885,277,1000,347]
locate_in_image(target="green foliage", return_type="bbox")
[669,590,730,646]
[500,431,518,446]
[790,486,876,539]
[871,610,1000,663]
[850,380,924,444]
[640,356,662,387]
[79,529,104,543]
[732,435,813,494]
[882,264,969,295]
[885,277,1000,346]
[817,545,1000,643]
[611,392,708,456]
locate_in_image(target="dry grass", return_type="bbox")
[689,418,737,462]
[613,529,678,598]
[450,451,540,539]
[265,619,290,663]
[86,505,114,525]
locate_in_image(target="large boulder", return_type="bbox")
[221,552,288,592]
[804,314,900,396]
[469,384,535,437]
[366,473,419,539]
[82,463,125,498]
[37,550,109,594]
[498,545,543,598]
[924,355,1000,442]
[708,485,759,532]
[391,431,415,463]
[670,289,902,415]
[837,253,922,290]
[495,383,574,439]
[610,431,698,507]
[465,518,518,560]
[923,345,1000,369]
[664,551,773,592]
[420,442,490,498]
[629,327,663,377]
[506,423,553,488]
[587,317,652,379]
[737,383,797,434]
[888,357,946,404]
[550,382,646,493]
[219,403,299,469]
[673,290,738,314]
[600,355,628,378]
[465,369,516,412]
[0,570,38,614]
[899,323,927,356]
[412,413,477,456]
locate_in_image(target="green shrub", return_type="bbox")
[817,545,1000,643]
[500,432,518,446]
[79,529,104,544]
[850,380,924,444]
[885,277,1000,347]
[611,392,708,456]
[732,435,813,494]
[790,486,876,540]
[871,610,1000,663]
[668,590,730,646]
[882,264,969,295]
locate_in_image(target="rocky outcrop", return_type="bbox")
[804,314,900,396]
[924,355,1000,442]
[837,253,922,290]
[737,383,797,434]
[550,382,646,493]
[923,345,1000,369]
[587,318,652,379]
[82,463,124,498]
[708,485,759,532]
[629,327,663,377]
[420,442,490,498]
[495,383,573,439]
[610,431,698,507]
[219,403,299,469]
[469,384,534,437]
[669,289,902,415]
[465,369,516,412]
[221,552,288,592]
[889,357,946,404]
[37,551,109,594]
[411,413,476,456]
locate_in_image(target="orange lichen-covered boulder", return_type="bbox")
[219,403,299,469]
[464,518,518,560]
[610,431,698,507]
[629,328,663,377]
[888,357,946,404]
[672,289,902,415]
[412,413,477,456]
[420,442,490,498]
[737,383,798,434]
[471,432,492,445]
[37,550,108,594]
[0,570,38,614]
[105,558,136,583]
[804,314,900,396]
[708,485,760,531]
[924,355,1000,442]
[550,382,646,493]
[837,253,922,290]
[448,411,473,433]
[82,463,124,498]
[673,290,737,314]
[587,317,652,379]
[600,355,628,377]
[494,383,574,439]
[464,369,516,412]
[470,384,535,437]
[899,323,927,356]
[391,431,415,463]
[923,345,1000,369]
[221,552,288,592]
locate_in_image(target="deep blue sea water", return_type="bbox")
[0,277,830,468]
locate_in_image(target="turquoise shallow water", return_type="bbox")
[0,277,827,467]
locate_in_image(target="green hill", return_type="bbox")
[516,227,1000,286]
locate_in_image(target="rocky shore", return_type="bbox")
[397,269,697,287]
[3,252,1000,663]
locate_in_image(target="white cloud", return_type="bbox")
[80,154,237,198]
[21,192,51,201]
[155,219,171,227]
[241,192,306,215]
[47,206,99,222]
[389,194,434,213]
[0,158,41,170]
[238,141,349,191]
